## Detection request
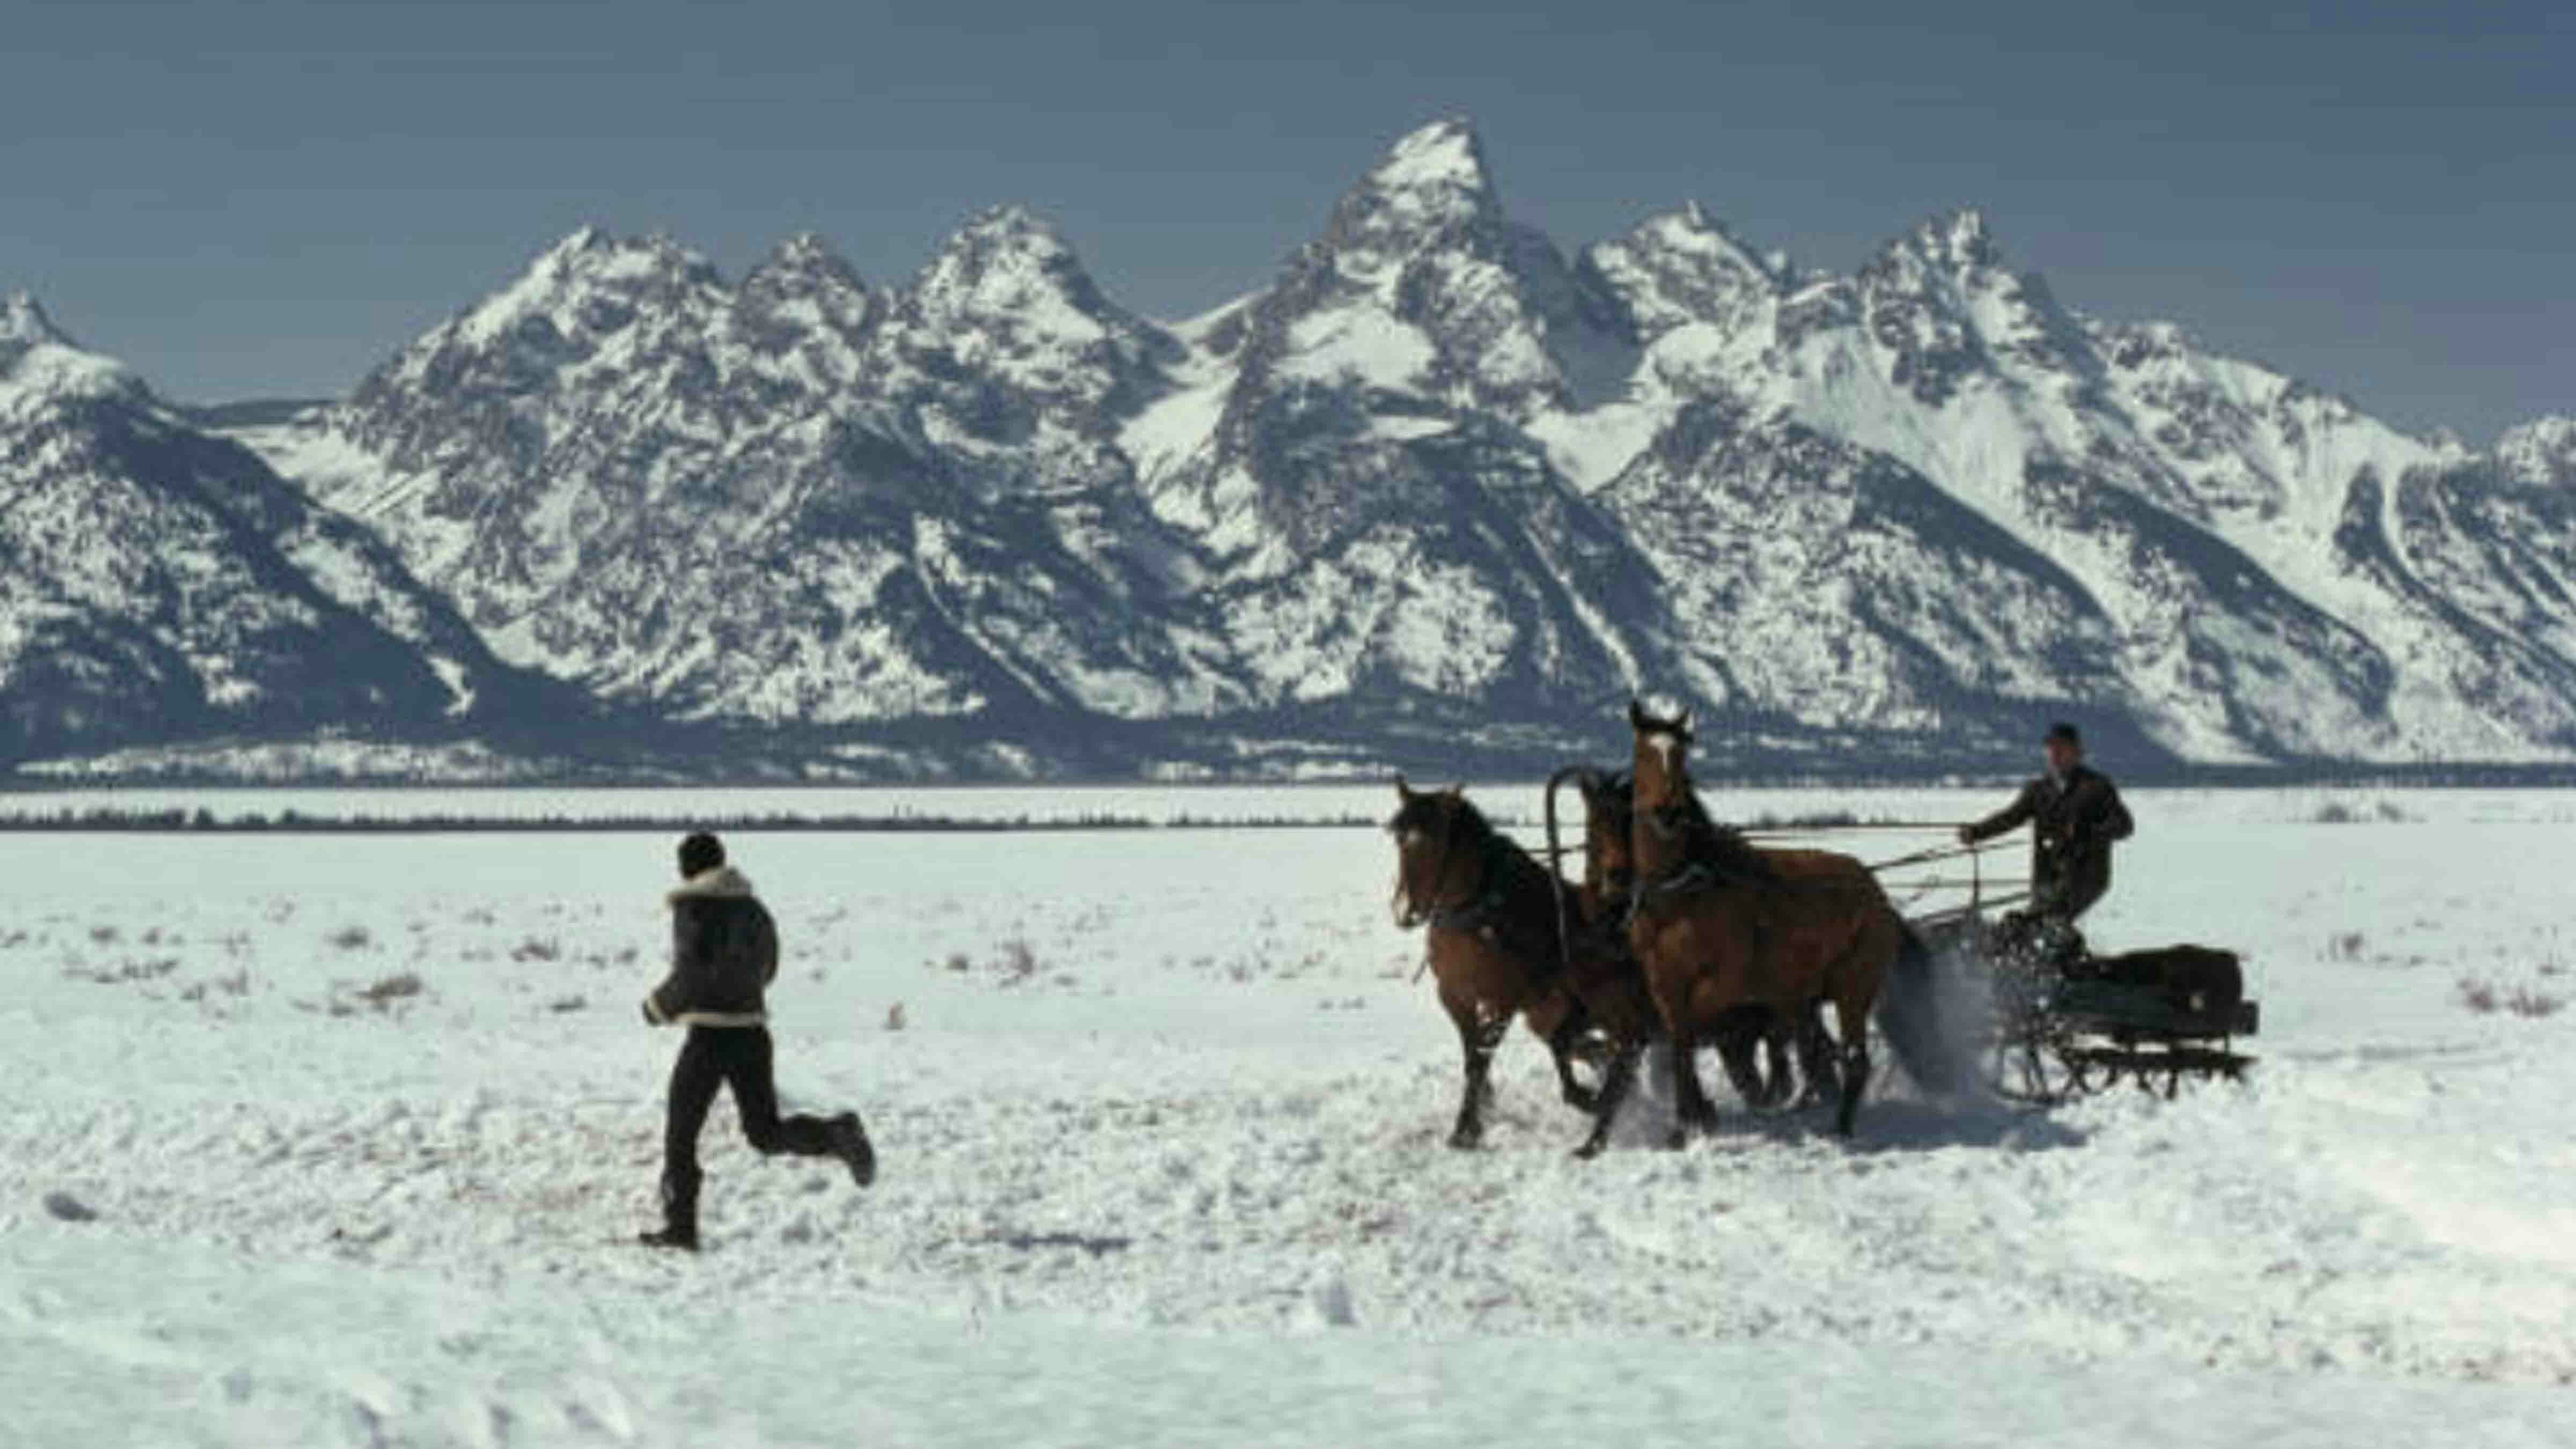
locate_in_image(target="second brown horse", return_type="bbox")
[1624,700,1933,1140]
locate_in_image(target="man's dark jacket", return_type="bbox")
[642,866,780,1027]
[1964,764,2134,919]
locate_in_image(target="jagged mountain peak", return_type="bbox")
[921,204,1099,284]
[436,228,725,355]
[2497,414,2576,487]
[946,202,1055,243]
[1587,203,1787,341]
[742,230,870,306]
[521,225,717,287]
[3,289,68,346]
[1842,203,2098,404]
[0,294,141,407]
[904,204,1163,368]
[1620,202,1787,280]
[1632,201,1742,252]
[917,207,1091,301]
[758,229,860,276]
[1856,207,2017,304]
[1323,118,1506,264]
[537,224,611,261]
[767,229,836,264]
[1220,119,1641,421]
[1898,206,2006,272]
[1369,117,1492,196]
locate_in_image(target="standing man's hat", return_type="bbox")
[2044,721,2081,746]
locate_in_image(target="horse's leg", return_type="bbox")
[1795,1000,1841,1110]
[1830,993,1872,1138]
[1574,1038,1643,1160]
[1666,1025,1720,1146]
[1713,1006,1770,1108]
[1543,1004,1602,1114]
[1450,1008,1510,1150]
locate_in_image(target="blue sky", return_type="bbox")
[3,0,2566,438]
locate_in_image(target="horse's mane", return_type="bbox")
[1399,789,1577,930]
[1671,780,1777,886]
[1392,789,1500,849]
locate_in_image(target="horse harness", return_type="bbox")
[1626,789,1839,979]
[1418,832,1571,982]
[1630,797,1763,911]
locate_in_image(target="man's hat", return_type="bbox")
[677,831,726,877]
[2043,721,2081,747]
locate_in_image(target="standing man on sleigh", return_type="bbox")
[1957,721,2134,960]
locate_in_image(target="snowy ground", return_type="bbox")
[5,788,2574,1445]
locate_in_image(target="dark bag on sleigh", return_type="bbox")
[2087,945,2244,1023]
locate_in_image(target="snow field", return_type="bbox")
[4,789,2574,1445]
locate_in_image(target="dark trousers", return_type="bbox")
[661,1026,836,1227]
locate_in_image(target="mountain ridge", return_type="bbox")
[10,120,2571,780]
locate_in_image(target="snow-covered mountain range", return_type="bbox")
[8,119,2572,778]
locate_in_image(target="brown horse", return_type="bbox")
[1624,700,1919,1139]
[1547,765,1798,1119]
[1388,777,1608,1150]
[1513,766,1696,1157]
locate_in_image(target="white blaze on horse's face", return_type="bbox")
[1389,825,1429,927]
[1646,730,1680,784]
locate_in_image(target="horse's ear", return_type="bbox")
[1394,772,1414,800]
[1680,708,1695,736]
[1628,698,1650,731]
[1442,781,1464,804]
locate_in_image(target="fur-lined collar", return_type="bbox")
[668,865,756,904]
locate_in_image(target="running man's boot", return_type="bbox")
[639,1176,700,1250]
[831,1111,876,1188]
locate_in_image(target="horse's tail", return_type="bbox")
[1877,920,1972,1096]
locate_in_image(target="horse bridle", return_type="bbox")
[1631,766,1720,905]
[1394,813,1561,991]
[1641,799,1695,842]
[1391,809,1475,930]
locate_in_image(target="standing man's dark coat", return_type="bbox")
[1962,763,2134,922]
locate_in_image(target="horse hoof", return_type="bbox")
[1448,1128,1482,1151]
[1663,1127,1689,1152]
[1573,1140,1606,1161]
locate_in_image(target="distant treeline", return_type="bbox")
[0,808,1402,835]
